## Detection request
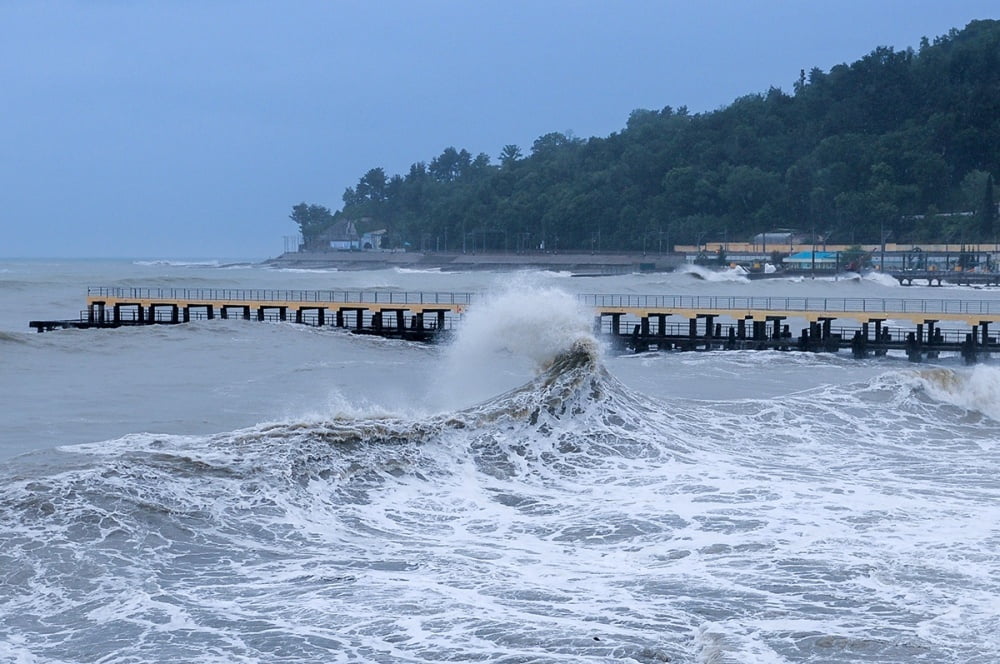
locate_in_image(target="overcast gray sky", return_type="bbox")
[1,1,996,259]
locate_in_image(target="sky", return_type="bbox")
[1,1,997,259]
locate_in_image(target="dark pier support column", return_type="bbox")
[337,309,345,327]
[183,306,190,323]
[704,315,715,350]
[206,306,214,320]
[88,301,106,323]
[436,310,445,331]
[905,331,921,362]
[688,318,697,350]
[657,314,666,338]
[822,318,839,352]
[395,310,404,331]
[611,314,623,337]
[415,312,424,331]
[294,308,302,324]
[962,332,978,364]
[373,311,383,332]
[257,307,265,321]
[242,306,251,321]
[113,304,121,323]
[926,320,939,358]
[137,305,146,323]
[316,308,325,326]
[851,330,867,359]
[872,319,886,355]
[981,322,991,358]
[737,318,746,341]
[171,305,179,323]
[640,316,650,338]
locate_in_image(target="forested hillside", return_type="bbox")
[293,20,1000,252]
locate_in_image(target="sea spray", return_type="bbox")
[675,264,751,282]
[914,364,1000,423]
[431,277,596,409]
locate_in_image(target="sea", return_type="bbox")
[1,258,999,663]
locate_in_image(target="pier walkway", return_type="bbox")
[28,287,1000,363]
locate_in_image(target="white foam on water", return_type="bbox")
[6,319,1000,662]
[133,259,222,267]
[268,267,339,273]
[676,264,751,282]
[910,364,1000,423]
[393,266,442,274]
[862,270,902,287]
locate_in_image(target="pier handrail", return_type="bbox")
[88,287,1000,317]
[87,286,476,306]
[578,293,1000,316]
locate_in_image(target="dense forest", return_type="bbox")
[292,20,1000,253]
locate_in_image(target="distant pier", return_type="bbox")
[31,287,469,341]
[890,269,1000,287]
[28,287,1000,363]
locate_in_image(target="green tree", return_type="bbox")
[980,173,997,239]
[499,144,522,166]
[290,203,334,247]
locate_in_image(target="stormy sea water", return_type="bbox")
[2,258,999,663]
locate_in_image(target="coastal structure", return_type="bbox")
[28,287,1000,363]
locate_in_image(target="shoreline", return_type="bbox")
[263,250,686,273]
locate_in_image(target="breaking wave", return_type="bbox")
[3,283,1000,663]
[675,263,750,282]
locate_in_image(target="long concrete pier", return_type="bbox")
[28,287,1000,363]
[581,293,1000,362]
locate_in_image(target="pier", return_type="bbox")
[585,294,1000,363]
[890,270,1000,287]
[31,287,470,341]
[29,287,1000,363]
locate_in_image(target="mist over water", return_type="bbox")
[2,259,1000,663]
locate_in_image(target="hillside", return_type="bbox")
[293,20,1000,252]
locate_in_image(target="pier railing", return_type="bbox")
[579,294,1000,316]
[88,287,1000,316]
[87,287,475,306]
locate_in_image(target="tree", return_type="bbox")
[499,144,522,167]
[285,20,1000,252]
[980,173,997,239]
[289,203,334,247]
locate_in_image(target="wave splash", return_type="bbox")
[3,284,1000,663]
[909,364,1000,422]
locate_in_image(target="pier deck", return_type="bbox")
[28,287,1000,363]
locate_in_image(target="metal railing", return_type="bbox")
[87,287,475,306]
[87,287,1000,317]
[578,294,1000,316]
